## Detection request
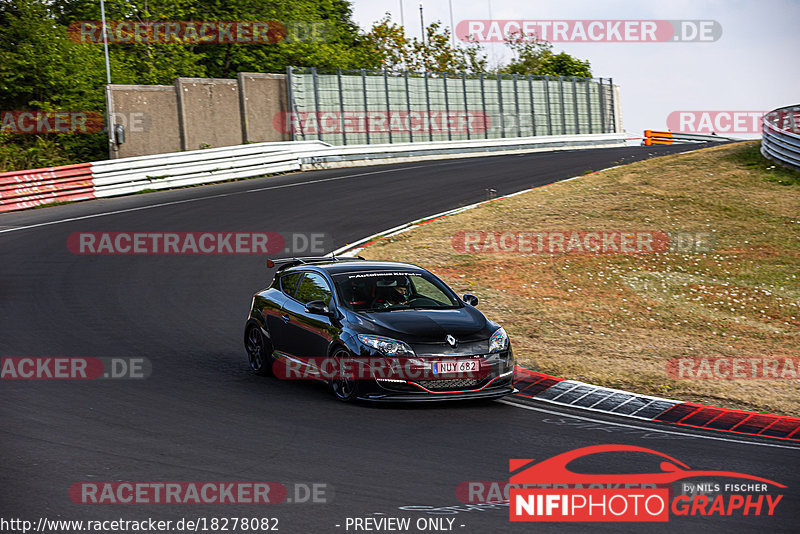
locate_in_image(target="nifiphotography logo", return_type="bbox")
[508,445,785,522]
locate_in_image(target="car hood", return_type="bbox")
[352,306,494,343]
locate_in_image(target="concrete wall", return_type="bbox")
[176,78,243,151]
[105,72,622,158]
[239,73,291,143]
[107,85,181,159]
[107,74,289,159]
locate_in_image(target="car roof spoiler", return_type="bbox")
[266,255,366,272]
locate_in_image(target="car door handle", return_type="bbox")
[281,314,291,324]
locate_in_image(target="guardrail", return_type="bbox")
[761,105,800,171]
[643,130,737,145]
[299,133,626,169]
[0,163,95,213]
[0,132,625,213]
[92,141,329,198]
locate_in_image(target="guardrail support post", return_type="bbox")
[544,75,552,136]
[497,74,506,138]
[337,68,346,145]
[559,76,567,135]
[425,72,433,142]
[405,71,413,143]
[462,73,471,140]
[443,74,452,141]
[598,77,607,133]
[361,69,370,144]
[480,73,488,139]
[514,74,521,137]
[384,70,393,144]
[286,66,298,142]
[572,76,580,134]
[585,78,592,134]
[528,75,536,137]
[311,67,322,143]
[608,77,616,133]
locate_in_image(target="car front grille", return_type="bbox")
[416,378,481,390]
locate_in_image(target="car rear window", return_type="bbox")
[294,272,333,305]
[279,272,302,297]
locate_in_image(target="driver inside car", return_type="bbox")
[373,278,410,307]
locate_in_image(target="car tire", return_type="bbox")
[245,324,273,376]
[329,348,359,402]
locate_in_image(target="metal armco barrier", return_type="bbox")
[91,141,329,198]
[761,104,800,171]
[0,163,95,213]
[0,133,625,213]
[643,130,737,145]
[299,133,625,168]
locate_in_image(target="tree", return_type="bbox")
[499,33,553,75]
[538,52,592,78]
[0,0,379,168]
[364,15,487,73]
[0,0,128,166]
[500,32,592,78]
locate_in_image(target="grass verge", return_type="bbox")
[361,141,800,416]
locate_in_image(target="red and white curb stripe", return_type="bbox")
[513,368,800,441]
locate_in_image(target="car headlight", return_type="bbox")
[488,327,509,353]
[357,334,416,357]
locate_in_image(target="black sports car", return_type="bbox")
[244,256,515,402]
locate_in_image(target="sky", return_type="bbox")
[350,0,800,139]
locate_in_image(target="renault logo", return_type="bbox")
[446,334,457,348]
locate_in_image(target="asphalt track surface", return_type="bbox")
[1,145,798,534]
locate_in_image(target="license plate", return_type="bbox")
[431,360,480,374]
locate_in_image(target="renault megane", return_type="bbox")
[244,256,515,402]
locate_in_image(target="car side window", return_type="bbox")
[280,273,302,297]
[294,272,333,306]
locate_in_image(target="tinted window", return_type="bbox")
[280,273,302,297]
[332,271,460,312]
[294,272,333,305]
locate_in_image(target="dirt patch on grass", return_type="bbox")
[362,142,800,415]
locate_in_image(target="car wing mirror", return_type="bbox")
[463,293,479,306]
[305,300,331,316]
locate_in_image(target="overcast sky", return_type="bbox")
[350,0,800,139]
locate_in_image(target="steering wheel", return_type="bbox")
[370,296,391,309]
[370,289,408,309]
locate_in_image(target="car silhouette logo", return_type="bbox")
[446,334,457,347]
[509,444,786,487]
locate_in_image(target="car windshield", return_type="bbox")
[332,271,461,312]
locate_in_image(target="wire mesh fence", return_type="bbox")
[284,67,617,145]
